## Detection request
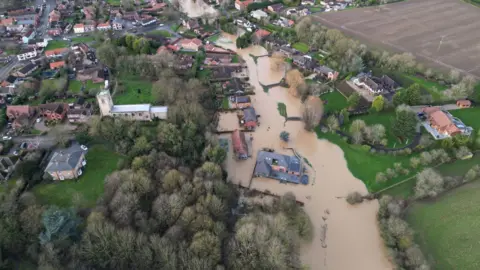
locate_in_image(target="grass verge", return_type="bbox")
[33,145,122,208]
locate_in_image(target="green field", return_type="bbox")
[33,145,122,208]
[68,80,103,93]
[45,40,69,51]
[450,107,480,130]
[403,74,448,91]
[407,180,480,270]
[113,76,154,104]
[71,36,95,43]
[315,128,421,192]
[106,0,121,5]
[321,90,347,113]
[292,42,309,53]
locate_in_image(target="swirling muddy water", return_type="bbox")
[216,34,393,269]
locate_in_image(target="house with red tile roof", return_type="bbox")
[235,0,254,10]
[97,22,111,31]
[232,129,248,160]
[49,10,61,23]
[178,38,203,51]
[204,44,233,54]
[38,103,68,121]
[50,61,66,70]
[73,23,85,33]
[83,6,95,20]
[254,29,271,40]
[45,48,68,58]
[0,18,15,26]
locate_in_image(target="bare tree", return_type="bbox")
[414,168,444,199]
[270,52,285,72]
[302,96,323,131]
[286,69,305,97]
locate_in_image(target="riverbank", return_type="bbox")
[216,33,393,269]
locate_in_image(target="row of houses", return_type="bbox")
[6,98,94,129]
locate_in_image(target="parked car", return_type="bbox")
[80,145,88,151]
[2,136,11,140]
[13,150,19,156]
[36,118,42,123]
[20,142,27,149]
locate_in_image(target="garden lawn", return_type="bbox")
[315,128,421,192]
[106,0,121,5]
[113,76,154,104]
[321,90,347,113]
[292,42,309,53]
[33,145,122,208]
[148,30,172,37]
[407,180,480,270]
[450,107,480,131]
[348,111,412,148]
[207,34,220,43]
[45,40,69,50]
[403,74,448,91]
[68,80,103,93]
[310,6,323,12]
[71,36,95,43]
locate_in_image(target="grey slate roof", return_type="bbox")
[243,107,257,122]
[45,145,86,172]
[254,151,302,183]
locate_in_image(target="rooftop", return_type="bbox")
[110,104,151,113]
[45,144,86,172]
[150,106,168,113]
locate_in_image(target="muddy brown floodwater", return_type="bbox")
[216,33,393,270]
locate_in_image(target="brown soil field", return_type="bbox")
[313,0,480,78]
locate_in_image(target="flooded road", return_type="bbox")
[216,34,393,270]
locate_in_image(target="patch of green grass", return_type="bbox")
[170,24,180,32]
[45,40,69,51]
[263,24,282,33]
[106,0,121,5]
[0,179,18,194]
[113,76,154,105]
[403,74,448,91]
[321,90,348,113]
[450,107,480,131]
[33,145,122,208]
[30,129,42,135]
[207,34,220,42]
[197,69,212,80]
[350,111,411,148]
[310,6,323,12]
[221,97,230,109]
[292,42,309,53]
[277,102,287,119]
[232,55,239,63]
[315,128,421,192]
[407,180,480,269]
[71,36,95,43]
[68,80,103,93]
[148,30,173,37]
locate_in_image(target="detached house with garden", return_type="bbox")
[45,144,87,180]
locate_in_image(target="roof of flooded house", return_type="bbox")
[235,96,250,103]
[243,107,257,122]
[232,129,247,155]
[254,151,301,183]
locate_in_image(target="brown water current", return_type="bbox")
[216,33,393,270]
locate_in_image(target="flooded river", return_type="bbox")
[216,34,393,270]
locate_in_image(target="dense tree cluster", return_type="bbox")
[378,195,430,269]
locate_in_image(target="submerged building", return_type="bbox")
[253,150,307,184]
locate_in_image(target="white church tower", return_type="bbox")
[96,90,114,117]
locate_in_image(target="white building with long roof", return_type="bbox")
[97,90,168,121]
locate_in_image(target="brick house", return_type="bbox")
[38,103,68,121]
[67,98,93,123]
[49,10,61,23]
[45,144,87,180]
[422,107,461,137]
[314,66,339,81]
[235,0,254,10]
[7,105,35,130]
